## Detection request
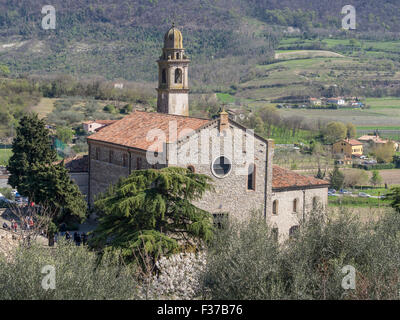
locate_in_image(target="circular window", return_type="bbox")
[211,156,232,178]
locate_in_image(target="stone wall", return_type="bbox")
[69,172,88,199]
[88,142,157,204]
[270,186,328,240]
[169,121,273,222]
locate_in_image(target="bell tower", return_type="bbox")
[157,24,190,116]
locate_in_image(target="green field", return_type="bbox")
[328,195,390,208]
[364,97,400,109]
[0,148,12,166]
[216,93,236,104]
[31,98,57,118]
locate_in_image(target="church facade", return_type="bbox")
[85,25,329,239]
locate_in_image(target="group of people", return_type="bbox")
[2,217,34,233]
[2,219,19,232]
[63,231,88,246]
[22,216,34,230]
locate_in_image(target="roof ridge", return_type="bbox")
[131,110,211,122]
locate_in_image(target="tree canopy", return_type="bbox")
[7,113,87,224]
[329,166,344,190]
[91,167,214,262]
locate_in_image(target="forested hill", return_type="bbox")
[0,0,399,85]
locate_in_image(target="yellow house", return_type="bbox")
[333,138,363,158]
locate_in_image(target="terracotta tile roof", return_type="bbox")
[337,139,363,146]
[83,120,117,125]
[87,111,210,151]
[272,165,329,191]
[358,135,388,144]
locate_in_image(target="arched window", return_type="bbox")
[212,156,231,178]
[289,225,299,238]
[312,196,320,209]
[174,68,182,83]
[176,52,180,59]
[247,163,256,190]
[293,198,298,213]
[187,165,195,173]
[271,228,278,241]
[272,200,278,215]
[162,69,167,84]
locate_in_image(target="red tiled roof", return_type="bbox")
[336,139,363,146]
[346,139,363,146]
[87,111,210,151]
[272,166,329,190]
[83,120,118,125]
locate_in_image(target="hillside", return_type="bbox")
[0,0,400,89]
[0,0,400,140]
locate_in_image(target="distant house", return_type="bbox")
[333,138,363,161]
[83,120,117,133]
[358,134,399,151]
[351,101,364,108]
[309,98,322,106]
[114,83,124,89]
[326,97,346,106]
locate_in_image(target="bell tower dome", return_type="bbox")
[157,24,190,116]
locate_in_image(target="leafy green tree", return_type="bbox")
[56,126,74,144]
[258,105,279,138]
[27,162,87,223]
[346,123,357,139]
[7,114,87,223]
[329,166,344,190]
[103,104,116,113]
[91,167,214,262]
[315,167,325,180]
[8,114,57,194]
[0,64,10,77]
[372,142,395,163]
[370,170,383,187]
[322,122,347,144]
[387,187,400,213]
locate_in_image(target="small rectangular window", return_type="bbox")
[123,153,128,167]
[247,163,256,190]
[136,157,142,170]
[109,150,114,163]
[95,148,100,160]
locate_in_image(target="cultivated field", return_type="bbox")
[30,98,57,119]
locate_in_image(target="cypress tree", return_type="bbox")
[7,113,87,223]
[329,165,344,190]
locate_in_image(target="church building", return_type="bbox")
[85,25,329,239]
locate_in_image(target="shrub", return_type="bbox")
[203,212,283,299]
[103,104,116,114]
[0,240,140,300]
[203,208,400,299]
